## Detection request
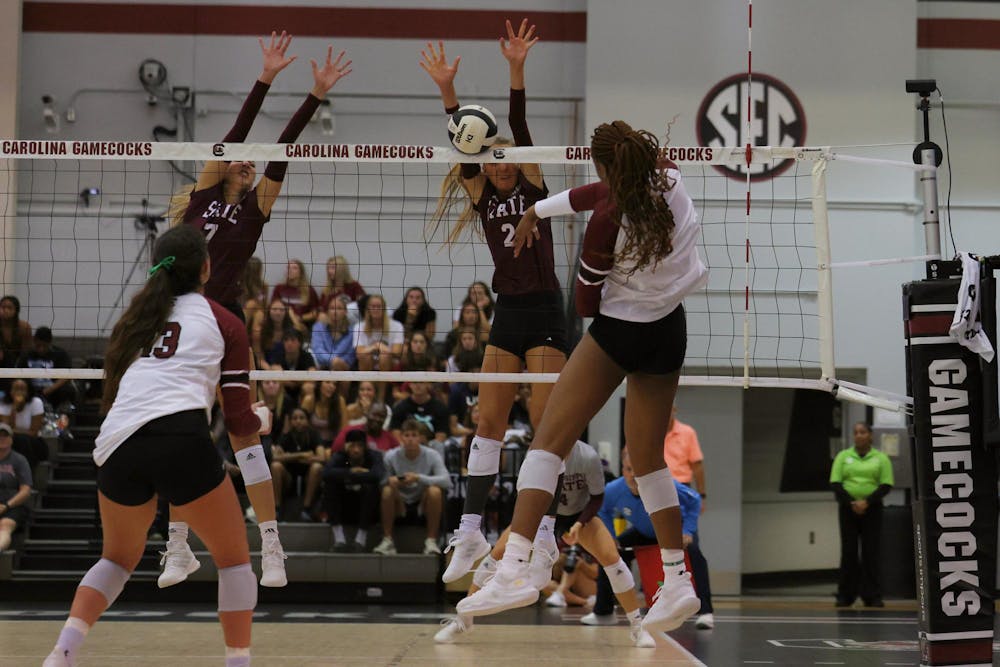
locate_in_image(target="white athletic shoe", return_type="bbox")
[456,558,539,617]
[42,647,74,667]
[630,622,657,648]
[373,536,397,555]
[695,612,715,629]
[580,612,618,626]
[442,530,491,583]
[157,539,200,588]
[545,590,567,607]
[471,555,498,588]
[434,614,473,643]
[641,573,701,634]
[424,538,442,555]
[527,541,559,590]
[260,539,288,587]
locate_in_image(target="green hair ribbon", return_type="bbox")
[148,255,176,278]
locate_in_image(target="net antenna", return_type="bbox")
[100,197,166,334]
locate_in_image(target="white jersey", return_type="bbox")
[559,440,606,516]
[94,292,257,466]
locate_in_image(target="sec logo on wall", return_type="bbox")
[696,73,806,181]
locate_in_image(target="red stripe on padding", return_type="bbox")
[906,313,953,337]
[926,638,993,664]
[918,18,1000,50]
[23,3,587,41]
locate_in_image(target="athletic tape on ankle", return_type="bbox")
[218,563,257,612]
[604,557,635,594]
[466,436,503,476]
[516,449,563,494]
[235,444,271,485]
[635,467,679,514]
[79,558,130,604]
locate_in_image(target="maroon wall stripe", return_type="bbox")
[906,313,954,337]
[918,17,1000,50]
[926,638,993,664]
[23,3,587,41]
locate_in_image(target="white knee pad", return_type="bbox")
[218,563,257,612]
[466,436,503,476]
[604,557,635,595]
[635,467,679,514]
[79,558,130,605]
[516,449,563,494]
[235,445,271,486]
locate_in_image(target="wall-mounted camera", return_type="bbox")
[79,187,100,206]
[905,79,937,97]
[139,59,167,87]
[41,95,59,133]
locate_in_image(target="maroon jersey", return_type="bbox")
[184,183,269,305]
[475,173,559,296]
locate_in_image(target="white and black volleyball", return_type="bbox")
[447,104,499,155]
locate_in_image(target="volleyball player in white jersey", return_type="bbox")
[437,440,656,648]
[458,121,706,635]
[44,225,267,667]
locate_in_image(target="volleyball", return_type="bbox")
[447,104,499,154]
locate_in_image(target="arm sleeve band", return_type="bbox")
[222,80,270,143]
[509,88,532,146]
[533,189,574,220]
[831,482,852,504]
[263,94,322,182]
[867,483,892,502]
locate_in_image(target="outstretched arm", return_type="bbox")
[501,18,543,187]
[257,45,352,216]
[197,32,297,192]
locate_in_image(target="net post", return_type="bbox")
[811,156,835,382]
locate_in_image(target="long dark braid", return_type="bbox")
[102,225,208,412]
[590,120,675,273]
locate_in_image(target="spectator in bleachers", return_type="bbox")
[390,381,449,443]
[319,255,366,309]
[311,295,356,372]
[445,300,491,354]
[0,423,32,553]
[354,294,404,400]
[239,256,269,326]
[258,379,293,438]
[0,296,32,373]
[392,286,437,340]
[399,330,438,373]
[345,380,377,426]
[332,401,398,453]
[272,259,320,326]
[271,407,326,521]
[324,428,385,552]
[445,328,483,373]
[452,281,494,328]
[448,349,482,438]
[265,328,316,403]
[0,379,44,438]
[300,380,346,446]
[16,326,76,409]
[252,298,301,364]
[508,382,532,431]
[374,417,452,555]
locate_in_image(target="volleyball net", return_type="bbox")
[0,141,928,409]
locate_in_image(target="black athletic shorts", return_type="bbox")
[97,409,225,507]
[489,290,568,360]
[2,504,29,527]
[588,305,687,375]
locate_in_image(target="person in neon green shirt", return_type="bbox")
[830,422,894,608]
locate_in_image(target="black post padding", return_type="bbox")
[903,271,998,667]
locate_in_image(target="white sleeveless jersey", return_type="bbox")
[559,440,606,516]
[94,292,256,466]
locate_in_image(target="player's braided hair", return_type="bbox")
[590,120,675,273]
[102,224,208,412]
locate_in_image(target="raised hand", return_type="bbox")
[311,46,352,98]
[419,41,461,89]
[500,18,538,67]
[259,30,296,83]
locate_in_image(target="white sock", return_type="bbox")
[661,548,686,576]
[167,522,188,542]
[355,528,367,545]
[225,646,251,667]
[331,525,345,543]
[626,608,642,624]
[535,515,556,542]
[459,513,482,533]
[504,533,532,564]
[259,520,279,542]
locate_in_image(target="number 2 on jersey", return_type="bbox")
[149,322,182,359]
[501,223,516,248]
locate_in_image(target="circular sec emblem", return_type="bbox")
[696,73,806,181]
